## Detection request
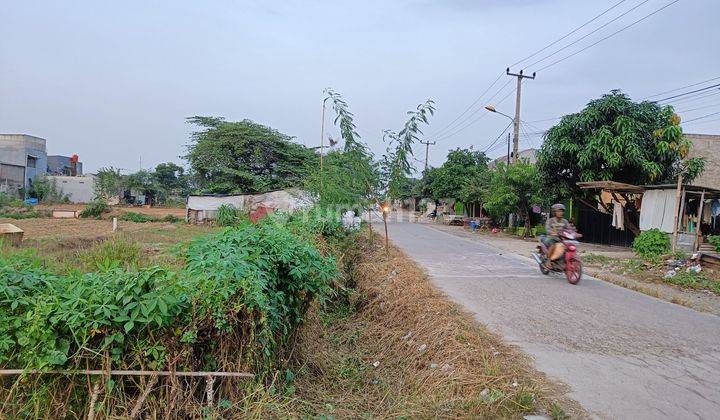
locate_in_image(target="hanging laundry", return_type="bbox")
[612,200,625,231]
[702,200,712,224]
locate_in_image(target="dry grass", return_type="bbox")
[278,231,584,419]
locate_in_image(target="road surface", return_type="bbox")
[386,221,720,419]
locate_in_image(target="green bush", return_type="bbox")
[534,225,546,235]
[216,204,238,226]
[0,213,339,373]
[162,214,180,223]
[119,211,154,223]
[708,235,720,252]
[79,200,110,218]
[632,229,670,259]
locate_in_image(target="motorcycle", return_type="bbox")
[532,229,583,285]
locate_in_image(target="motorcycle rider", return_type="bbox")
[542,203,570,264]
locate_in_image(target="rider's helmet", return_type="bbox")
[551,203,566,211]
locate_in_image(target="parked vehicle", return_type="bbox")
[532,229,583,284]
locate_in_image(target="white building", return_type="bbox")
[47,175,96,203]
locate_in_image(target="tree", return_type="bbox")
[483,160,545,237]
[94,167,125,200]
[153,162,190,200]
[427,148,489,205]
[185,117,317,194]
[537,90,705,234]
[538,90,703,200]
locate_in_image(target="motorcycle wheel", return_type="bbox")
[566,258,582,285]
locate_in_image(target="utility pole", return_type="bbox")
[420,140,436,171]
[319,98,329,191]
[506,67,535,163]
[506,132,511,166]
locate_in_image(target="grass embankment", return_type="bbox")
[273,230,580,419]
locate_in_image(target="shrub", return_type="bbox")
[79,200,110,218]
[708,235,720,252]
[119,211,154,223]
[80,237,143,271]
[162,214,180,223]
[216,204,238,226]
[632,229,670,259]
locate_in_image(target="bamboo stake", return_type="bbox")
[129,375,158,419]
[87,381,101,420]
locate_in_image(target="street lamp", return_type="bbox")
[485,104,514,165]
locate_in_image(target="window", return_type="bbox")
[26,155,37,168]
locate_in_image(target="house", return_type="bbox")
[686,133,720,190]
[0,134,47,195]
[46,175,96,203]
[488,148,538,169]
[186,188,313,223]
[47,155,83,176]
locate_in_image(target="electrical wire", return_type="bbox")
[433,81,516,142]
[652,83,720,102]
[681,116,720,126]
[682,111,720,124]
[522,0,652,70]
[508,0,628,68]
[533,0,681,73]
[643,76,720,100]
[482,121,514,153]
[429,72,504,138]
[675,102,720,114]
[661,89,720,105]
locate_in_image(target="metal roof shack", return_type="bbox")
[185,189,314,223]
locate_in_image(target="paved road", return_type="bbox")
[386,221,720,419]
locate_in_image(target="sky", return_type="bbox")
[1,0,719,174]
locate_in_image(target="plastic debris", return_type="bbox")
[686,264,702,273]
[417,344,427,352]
[429,363,439,369]
[664,270,677,279]
[372,361,380,368]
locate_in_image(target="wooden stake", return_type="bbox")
[672,174,684,252]
[130,375,158,419]
[205,375,216,409]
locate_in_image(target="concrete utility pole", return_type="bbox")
[506,132,511,166]
[506,67,535,163]
[420,140,436,171]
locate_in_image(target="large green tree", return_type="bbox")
[538,90,704,201]
[427,148,489,205]
[482,160,545,236]
[185,117,317,194]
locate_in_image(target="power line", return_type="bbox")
[508,0,628,68]
[682,111,720,124]
[522,0,652,70]
[483,121,514,153]
[643,76,720,100]
[676,102,720,114]
[662,89,720,105]
[681,116,720,126]
[652,83,720,102]
[433,81,516,142]
[533,0,681,73]
[429,72,504,138]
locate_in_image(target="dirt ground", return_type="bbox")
[35,204,186,218]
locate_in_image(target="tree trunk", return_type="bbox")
[383,210,390,256]
[524,208,531,238]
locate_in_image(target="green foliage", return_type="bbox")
[79,200,110,218]
[162,214,180,223]
[80,237,143,271]
[632,229,670,259]
[94,167,125,200]
[119,212,153,223]
[482,161,545,223]
[383,100,435,201]
[216,204,239,227]
[27,176,69,203]
[708,235,720,252]
[0,213,339,373]
[538,90,705,201]
[185,116,317,194]
[664,271,720,294]
[425,148,489,202]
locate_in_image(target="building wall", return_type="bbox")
[0,134,48,192]
[46,175,96,203]
[687,133,720,190]
[47,155,83,175]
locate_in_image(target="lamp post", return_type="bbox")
[485,105,515,163]
[319,97,330,191]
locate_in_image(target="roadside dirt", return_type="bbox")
[35,204,186,218]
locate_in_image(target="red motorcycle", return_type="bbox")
[532,229,583,285]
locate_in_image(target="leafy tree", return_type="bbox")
[483,160,545,236]
[94,167,125,200]
[427,148,489,205]
[538,90,704,234]
[306,89,381,208]
[185,116,317,194]
[538,90,704,200]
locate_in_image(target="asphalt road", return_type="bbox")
[385,221,720,419]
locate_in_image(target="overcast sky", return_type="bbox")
[2,0,719,173]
